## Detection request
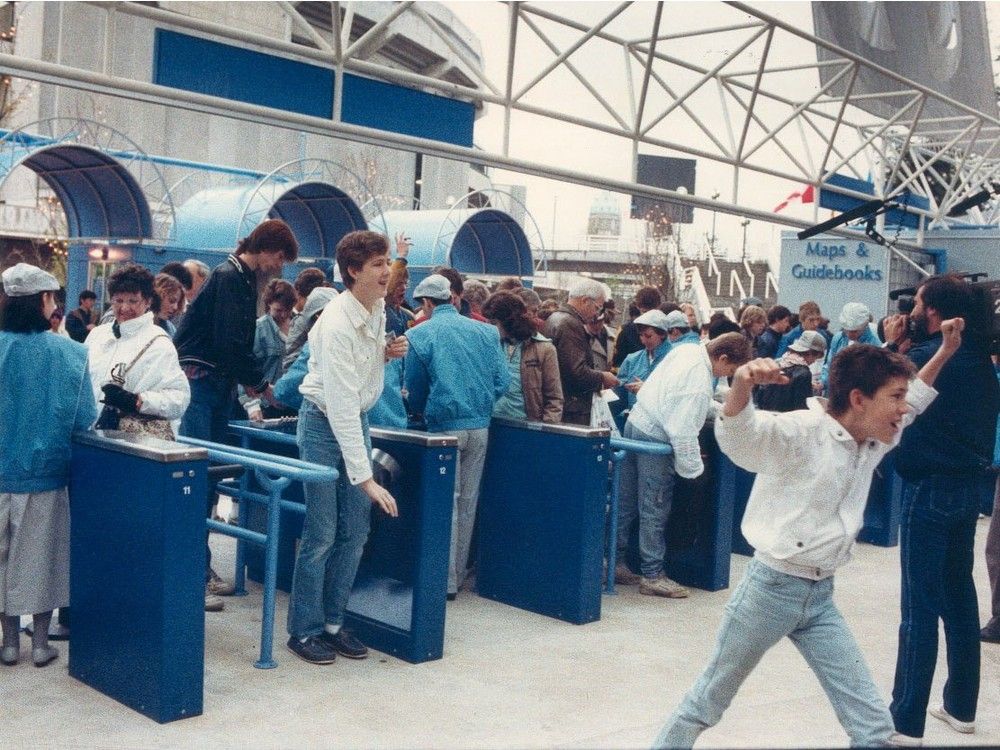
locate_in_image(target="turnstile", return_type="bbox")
[70,431,207,723]
[228,420,457,663]
[477,419,610,625]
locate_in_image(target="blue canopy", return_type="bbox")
[14,144,152,239]
[174,182,367,257]
[381,208,533,277]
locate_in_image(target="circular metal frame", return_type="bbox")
[0,117,176,242]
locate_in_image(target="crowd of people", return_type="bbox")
[1,223,998,748]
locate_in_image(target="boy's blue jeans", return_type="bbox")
[654,559,894,748]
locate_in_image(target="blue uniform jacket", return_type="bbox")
[0,331,98,493]
[404,304,510,432]
[616,339,671,408]
[274,343,408,429]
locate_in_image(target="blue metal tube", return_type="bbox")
[173,435,337,668]
[258,476,290,669]
[176,435,336,483]
[604,438,674,595]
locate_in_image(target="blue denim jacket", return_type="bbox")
[404,304,510,432]
[0,331,98,492]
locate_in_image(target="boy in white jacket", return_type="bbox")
[653,316,964,748]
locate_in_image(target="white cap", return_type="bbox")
[663,310,691,330]
[1,262,60,297]
[788,330,827,354]
[633,309,670,332]
[412,274,452,302]
[839,302,871,331]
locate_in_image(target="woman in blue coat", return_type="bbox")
[0,263,97,668]
[616,309,672,410]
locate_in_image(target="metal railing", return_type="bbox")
[604,435,674,595]
[176,435,337,669]
[728,269,747,302]
[765,271,780,299]
[742,259,756,299]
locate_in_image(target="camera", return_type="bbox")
[889,275,1000,354]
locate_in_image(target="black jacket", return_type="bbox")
[753,364,812,413]
[173,254,267,390]
[896,333,999,480]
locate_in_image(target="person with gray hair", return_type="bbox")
[462,279,490,319]
[544,279,619,425]
[182,259,210,302]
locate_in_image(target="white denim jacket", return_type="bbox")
[715,378,936,578]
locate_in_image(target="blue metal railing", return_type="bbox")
[605,435,673,595]
[175,435,337,669]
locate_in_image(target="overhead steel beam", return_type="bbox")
[0,50,927,252]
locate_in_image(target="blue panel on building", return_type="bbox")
[154,29,333,118]
[341,74,474,148]
[153,30,474,147]
[819,172,928,229]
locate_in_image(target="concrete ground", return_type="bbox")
[4,514,999,749]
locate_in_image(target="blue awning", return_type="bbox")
[15,144,152,239]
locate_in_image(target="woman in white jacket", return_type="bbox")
[85,264,190,436]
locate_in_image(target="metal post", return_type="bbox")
[710,190,720,255]
[740,218,750,262]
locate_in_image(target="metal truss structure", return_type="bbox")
[3,1,1000,252]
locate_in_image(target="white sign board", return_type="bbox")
[778,232,891,329]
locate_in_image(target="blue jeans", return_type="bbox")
[179,372,234,580]
[890,476,981,737]
[654,559,894,748]
[287,399,372,639]
[617,421,675,578]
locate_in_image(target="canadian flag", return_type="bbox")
[773,184,815,213]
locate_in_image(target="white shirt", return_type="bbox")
[627,342,713,479]
[715,378,936,579]
[300,291,386,485]
[85,312,190,433]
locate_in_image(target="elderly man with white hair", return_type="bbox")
[820,301,881,390]
[544,279,620,425]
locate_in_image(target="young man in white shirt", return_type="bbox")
[287,231,407,665]
[652,317,964,748]
[618,332,752,597]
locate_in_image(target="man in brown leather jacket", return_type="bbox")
[544,279,620,425]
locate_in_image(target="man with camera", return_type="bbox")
[884,275,1000,744]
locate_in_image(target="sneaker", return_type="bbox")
[1,645,18,666]
[207,569,236,597]
[639,575,690,598]
[929,704,975,734]
[32,645,59,667]
[204,592,225,612]
[980,625,1000,643]
[287,635,336,665]
[319,629,368,659]
[614,563,642,586]
[886,732,922,747]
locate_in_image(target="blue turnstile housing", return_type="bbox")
[228,420,457,663]
[716,452,755,556]
[477,419,610,625]
[69,431,207,723]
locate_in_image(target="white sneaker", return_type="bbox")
[929,704,975,734]
[639,575,689,598]
[886,731,922,747]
